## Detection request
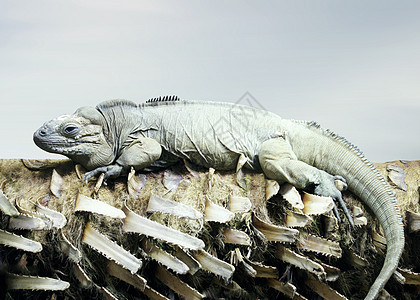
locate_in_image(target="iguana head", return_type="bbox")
[33,107,115,169]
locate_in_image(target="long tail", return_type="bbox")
[289,121,405,299]
[342,157,404,300]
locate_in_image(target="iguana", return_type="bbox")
[33,96,404,300]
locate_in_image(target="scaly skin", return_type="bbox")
[34,97,404,299]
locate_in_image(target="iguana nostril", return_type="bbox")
[39,130,47,136]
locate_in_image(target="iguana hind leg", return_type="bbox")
[84,137,162,183]
[258,137,354,226]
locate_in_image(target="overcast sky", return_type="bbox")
[0,0,419,162]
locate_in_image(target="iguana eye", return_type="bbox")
[62,124,79,136]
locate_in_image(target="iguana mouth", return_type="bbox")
[33,130,99,155]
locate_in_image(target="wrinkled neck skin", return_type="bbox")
[69,105,157,169]
[67,131,115,170]
[97,105,135,156]
[96,104,159,157]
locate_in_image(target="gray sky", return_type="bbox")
[1,0,419,162]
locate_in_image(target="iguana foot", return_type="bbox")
[84,164,124,184]
[258,137,354,226]
[314,173,354,227]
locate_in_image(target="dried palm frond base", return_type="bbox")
[0,159,419,299]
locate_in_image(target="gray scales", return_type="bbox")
[33,96,404,300]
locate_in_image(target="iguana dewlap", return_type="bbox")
[34,97,404,300]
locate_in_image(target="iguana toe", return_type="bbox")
[334,193,355,228]
[83,165,124,184]
[332,205,341,223]
[84,167,107,183]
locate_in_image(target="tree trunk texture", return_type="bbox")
[0,159,419,300]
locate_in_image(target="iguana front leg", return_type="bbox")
[258,137,354,226]
[84,137,162,183]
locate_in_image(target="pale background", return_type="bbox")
[1,0,419,162]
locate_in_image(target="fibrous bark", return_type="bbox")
[0,159,419,299]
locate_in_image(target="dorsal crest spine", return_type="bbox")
[146,95,180,103]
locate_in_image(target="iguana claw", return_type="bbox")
[332,205,341,223]
[332,176,354,227]
[332,193,355,228]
